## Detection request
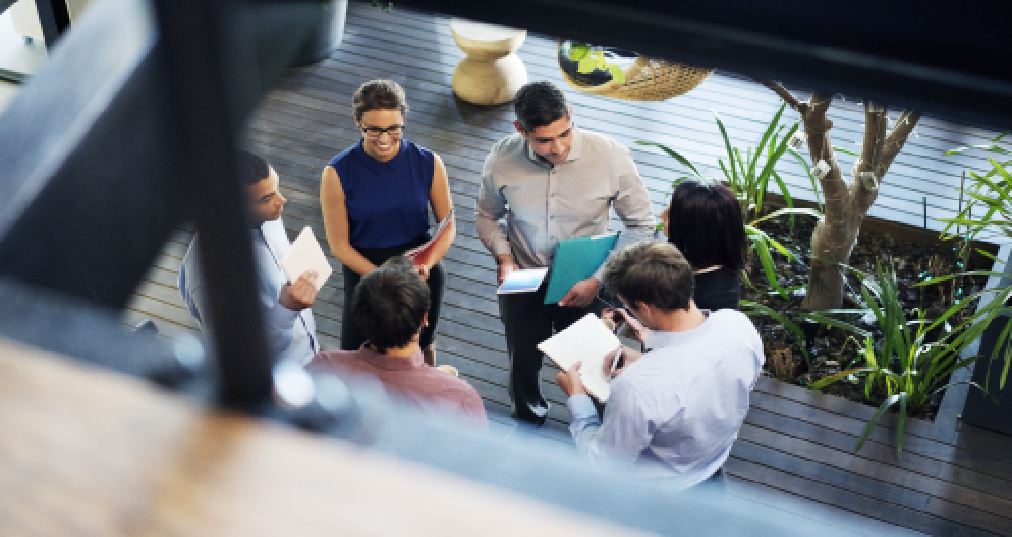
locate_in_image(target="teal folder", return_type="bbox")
[543,231,620,304]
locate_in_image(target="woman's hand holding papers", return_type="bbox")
[415,263,431,280]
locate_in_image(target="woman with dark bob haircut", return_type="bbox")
[659,180,745,311]
[321,79,456,366]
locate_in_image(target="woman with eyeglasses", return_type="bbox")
[321,79,456,366]
[659,180,745,311]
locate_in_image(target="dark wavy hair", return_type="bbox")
[665,180,746,272]
[603,242,694,311]
[352,256,430,353]
[352,79,408,120]
[513,81,569,133]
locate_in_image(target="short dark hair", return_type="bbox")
[351,256,430,353]
[603,242,694,311]
[513,81,569,132]
[352,79,409,120]
[237,150,270,186]
[666,180,746,272]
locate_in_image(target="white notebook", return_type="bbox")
[280,226,333,291]
[538,313,621,402]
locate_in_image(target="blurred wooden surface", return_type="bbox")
[0,337,658,536]
[119,3,1012,535]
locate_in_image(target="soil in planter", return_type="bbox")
[743,213,990,421]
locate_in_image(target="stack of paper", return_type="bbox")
[497,267,549,294]
[538,313,621,402]
[405,210,454,267]
[280,226,333,291]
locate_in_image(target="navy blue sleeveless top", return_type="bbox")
[329,139,435,249]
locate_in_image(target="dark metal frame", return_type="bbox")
[0,0,1009,532]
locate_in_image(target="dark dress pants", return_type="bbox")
[498,282,604,425]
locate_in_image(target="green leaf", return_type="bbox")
[713,109,740,187]
[854,394,902,452]
[607,63,625,85]
[833,145,859,157]
[576,57,598,74]
[635,141,702,177]
[809,367,874,390]
[567,43,590,61]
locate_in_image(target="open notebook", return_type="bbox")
[279,226,333,291]
[537,313,621,402]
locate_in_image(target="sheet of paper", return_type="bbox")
[497,268,549,294]
[405,209,454,266]
[538,313,621,402]
[280,226,333,291]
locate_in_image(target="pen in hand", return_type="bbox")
[609,346,624,378]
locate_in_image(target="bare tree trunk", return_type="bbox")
[758,81,921,310]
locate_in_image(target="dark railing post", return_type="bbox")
[33,0,70,48]
[151,0,274,411]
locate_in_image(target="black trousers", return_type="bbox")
[498,281,603,425]
[341,234,444,350]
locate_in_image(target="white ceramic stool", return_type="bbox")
[450,18,527,106]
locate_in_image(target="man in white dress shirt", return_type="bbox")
[179,151,320,365]
[556,241,764,491]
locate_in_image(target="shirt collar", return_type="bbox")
[643,309,713,349]
[352,138,408,174]
[523,124,584,167]
[356,343,425,371]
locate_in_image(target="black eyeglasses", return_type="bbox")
[360,125,405,138]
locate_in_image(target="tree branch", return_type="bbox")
[755,79,802,111]
[879,110,921,174]
[858,101,889,176]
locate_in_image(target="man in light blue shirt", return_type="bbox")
[179,151,320,366]
[556,242,764,491]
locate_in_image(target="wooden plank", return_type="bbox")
[724,457,993,536]
[726,477,928,536]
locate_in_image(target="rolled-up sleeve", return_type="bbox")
[594,149,656,281]
[567,388,654,471]
[475,149,512,258]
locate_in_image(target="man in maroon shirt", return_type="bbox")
[308,257,487,428]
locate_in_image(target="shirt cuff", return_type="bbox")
[266,299,301,330]
[566,394,598,420]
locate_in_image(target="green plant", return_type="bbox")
[637,103,823,300]
[935,134,1012,391]
[810,260,981,452]
[565,43,625,84]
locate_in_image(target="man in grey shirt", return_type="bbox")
[476,81,655,425]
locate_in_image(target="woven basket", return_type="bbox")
[557,40,714,101]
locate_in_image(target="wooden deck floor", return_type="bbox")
[124,3,1012,535]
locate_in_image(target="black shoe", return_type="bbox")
[134,319,159,335]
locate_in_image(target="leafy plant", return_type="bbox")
[810,260,982,452]
[637,103,823,300]
[935,134,1012,391]
[566,43,625,84]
